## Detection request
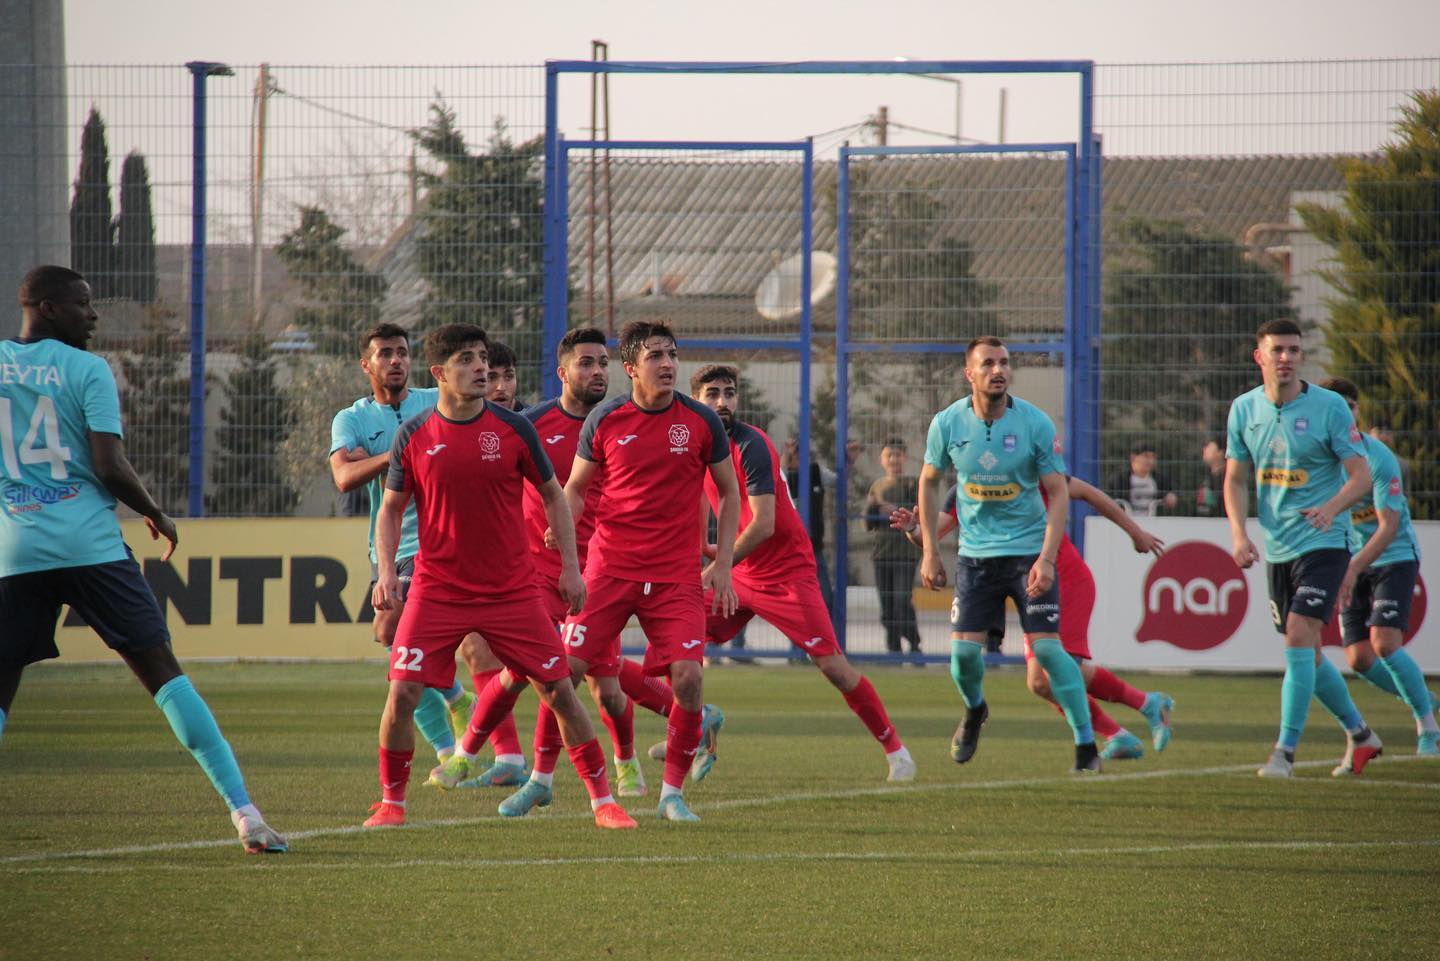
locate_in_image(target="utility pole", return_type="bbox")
[874,105,889,146]
[250,63,271,327]
[998,87,1008,144]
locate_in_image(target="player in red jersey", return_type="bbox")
[893,477,1176,759]
[550,321,741,823]
[690,365,916,782]
[363,324,635,831]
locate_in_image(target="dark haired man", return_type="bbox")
[485,340,524,411]
[1,266,285,853]
[365,324,634,830]
[1225,319,1378,777]
[691,364,915,782]
[917,336,1099,772]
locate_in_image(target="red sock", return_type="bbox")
[532,704,563,776]
[663,703,703,790]
[462,671,525,755]
[567,737,612,803]
[379,746,413,804]
[601,698,635,761]
[474,668,523,757]
[619,659,673,717]
[1087,666,1147,712]
[840,676,903,752]
[1087,697,1122,738]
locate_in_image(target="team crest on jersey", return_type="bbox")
[978,450,999,470]
[668,424,691,453]
[478,431,502,460]
[1002,434,1017,452]
[1294,417,1309,435]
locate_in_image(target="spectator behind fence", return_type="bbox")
[1195,437,1227,517]
[1109,441,1178,515]
[863,437,922,656]
[781,436,859,614]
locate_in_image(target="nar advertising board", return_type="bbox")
[54,518,381,661]
[1084,516,1435,672]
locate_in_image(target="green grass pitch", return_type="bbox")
[2,662,1437,961]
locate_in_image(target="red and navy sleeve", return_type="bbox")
[387,409,434,493]
[493,405,555,486]
[681,396,730,464]
[577,396,626,464]
[732,422,776,496]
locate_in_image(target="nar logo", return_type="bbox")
[668,424,692,453]
[616,434,639,446]
[978,450,999,470]
[478,431,502,458]
[425,443,447,456]
[545,434,566,445]
[1322,573,1427,647]
[681,639,702,650]
[1136,541,1249,651]
[540,655,560,670]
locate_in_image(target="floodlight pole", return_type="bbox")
[185,61,233,519]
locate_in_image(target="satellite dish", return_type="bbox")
[755,251,837,322]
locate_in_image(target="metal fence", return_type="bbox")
[4,57,1438,660]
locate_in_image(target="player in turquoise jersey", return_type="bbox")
[1224,319,1379,778]
[0,266,285,853]
[1321,378,1436,760]
[330,324,525,783]
[918,336,1098,773]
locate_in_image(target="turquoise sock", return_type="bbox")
[1313,656,1364,732]
[0,705,6,745]
[1278,648,1316,751]
[949,639,986,709]
[153,675,251,812]
[1358,661,1401,697]
[1030,638,1094,744]
[441,681,464,704]
[414,686,455,753]
[1381,650,1434,721]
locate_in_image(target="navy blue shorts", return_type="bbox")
[1266,547,1349,633]
[950,554,1061,637]
[1340,559,1420,644]
[369,554,416,605]
[0,552,171,670]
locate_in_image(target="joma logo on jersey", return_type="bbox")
[668,424,691,453]
[478,431,501,459]
[964,482,1021,501]
[544,434,565,445]
[1259,467,1308,487]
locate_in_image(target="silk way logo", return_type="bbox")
[668,424,692,451]
[1322,572,1428,648]
[478,431,501,456]
[1136,541,1248,651]
[978,450,999,470]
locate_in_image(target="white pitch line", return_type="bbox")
[9,837,1440,877]
[1,754,1434,868]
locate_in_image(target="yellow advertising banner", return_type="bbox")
[56,518,382,661]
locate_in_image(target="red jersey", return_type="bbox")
[522,398,604,580]
[576,392,729,583]
[388,403,553,602]
[945,482,1084,579]
[703,419,815,583]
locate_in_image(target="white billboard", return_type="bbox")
[1083,516,1434,672]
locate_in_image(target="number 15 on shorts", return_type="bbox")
[562,623,587,648]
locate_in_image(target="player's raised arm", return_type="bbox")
[89,431,177,561]
[329,446,391,493]
[1068,475,1165,556]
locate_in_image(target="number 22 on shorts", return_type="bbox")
[393,645,424,671]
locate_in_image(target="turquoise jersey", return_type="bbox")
[924,394,1066,558]
[1225,381,1365,563]
[0,338,129,576]
[1349,434,1420,568]
[329,387,438,563]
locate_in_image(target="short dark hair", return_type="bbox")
[690,364,739,395]
[1256,318,1302,343]
[882,436,907,451]
[487,340,516,371]
[1320,376,1359,403]
[425,323,488,366]
[618,320,676,366]
[964,335,1006,364]
[19,265,85,308]
[1131,440,1157,456]
[359,322,409,358]
[557,326,607,363]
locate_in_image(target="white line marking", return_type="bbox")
[1,754,1433,867]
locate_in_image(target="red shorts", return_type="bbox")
[1023,559,1095,661]
[705,575,841,657]
[562,573,705,678]
[536,576,569,626]
[390,589,569,687]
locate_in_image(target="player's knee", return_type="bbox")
[388,681,424,714]
[600,690,628,719]
[1027,674,1052,699]
[815,656,856,691]
[1345,642,1373,672]
[670,665,703,706]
